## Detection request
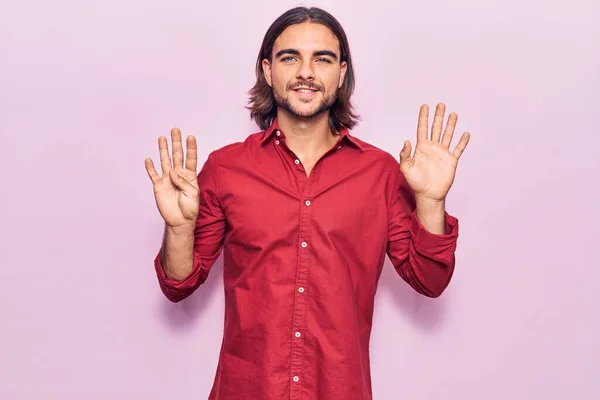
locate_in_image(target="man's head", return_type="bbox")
[247,7,359,131]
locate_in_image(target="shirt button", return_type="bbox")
[293,376,299,382]
[275,140,280,145]
[294,159,300,165]
[301,241,307,248]
[295,331,301,338]
[276,131,281,136]
[298,287,305,293]
[305,200,311,206]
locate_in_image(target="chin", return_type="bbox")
[290,106,324,119]
[292,96,323,110]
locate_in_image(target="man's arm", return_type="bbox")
[160,223,195,281]
[387,102,468,297]
[154,151,227,302]
[386,169,459,298]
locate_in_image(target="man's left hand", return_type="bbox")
[399,103,470,203]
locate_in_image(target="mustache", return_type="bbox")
[287,81,323,91]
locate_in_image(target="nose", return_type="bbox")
[296,60,315,81]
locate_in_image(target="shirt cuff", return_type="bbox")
[154,250,205,291]
[410,210,459,262]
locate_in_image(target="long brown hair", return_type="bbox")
[247,6,360,132]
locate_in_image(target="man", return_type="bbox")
[144,6,469,400]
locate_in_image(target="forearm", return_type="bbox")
[160,224,195,281]
[415,195,446,235]
[390,206,458,297]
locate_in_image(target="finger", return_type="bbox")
[441,112,458,149]
[171,128,184,169]
[145,158,160,184]
[399,140,412,163]
[417,104,429,142]
[169,169,197,194]
[158,136,172,175]
[452,132,470,159]
[185,135,198,173]
[431,103,446,143]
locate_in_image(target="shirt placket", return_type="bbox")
[273,132,343,399]
[290,172,317,399]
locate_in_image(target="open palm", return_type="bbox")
[400,103,470,201]
[145,128,200,229]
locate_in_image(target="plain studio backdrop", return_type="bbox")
[1,0,598,399]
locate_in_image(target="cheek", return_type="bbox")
[323,73,341,91]
[270,68,292,90]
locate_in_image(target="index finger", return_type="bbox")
[417,104,429,142]
[158,136,171,175]
[185,135,198,173]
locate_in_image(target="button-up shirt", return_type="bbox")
[154,120,459,400]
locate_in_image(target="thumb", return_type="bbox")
[169,170,197,194]
[399,140,412,164]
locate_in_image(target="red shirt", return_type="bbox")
[154,120,459,400]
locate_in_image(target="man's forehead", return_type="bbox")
[273,22,340,54]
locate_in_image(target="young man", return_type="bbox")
[144,6,470,400]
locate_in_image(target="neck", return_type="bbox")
[276,109,338,157]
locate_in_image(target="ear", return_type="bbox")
[338,61,348,88]
[262,59,273,87]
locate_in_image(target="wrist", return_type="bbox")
[165,222,196,237]
[415,194,445,211]
[415,195,446,235]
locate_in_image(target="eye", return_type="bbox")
[281,56,296,62]
[316,58,333,64]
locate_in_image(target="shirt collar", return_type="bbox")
[259,118,364,151]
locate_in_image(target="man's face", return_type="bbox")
[263,22,347,120]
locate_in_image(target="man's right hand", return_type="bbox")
[145,128,200,230]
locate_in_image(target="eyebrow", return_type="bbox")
[274,48,339,61]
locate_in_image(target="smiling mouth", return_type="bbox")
[292,88,320,95]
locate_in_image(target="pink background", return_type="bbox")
[1,0,599,399]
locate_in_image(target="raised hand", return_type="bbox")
[145,128,200,229]
[399,103,470,202]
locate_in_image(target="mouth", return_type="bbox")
[293,87,319,92]
[291,87,320,98]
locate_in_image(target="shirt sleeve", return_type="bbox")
[386,167,459,298]
[154,151,227,302]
